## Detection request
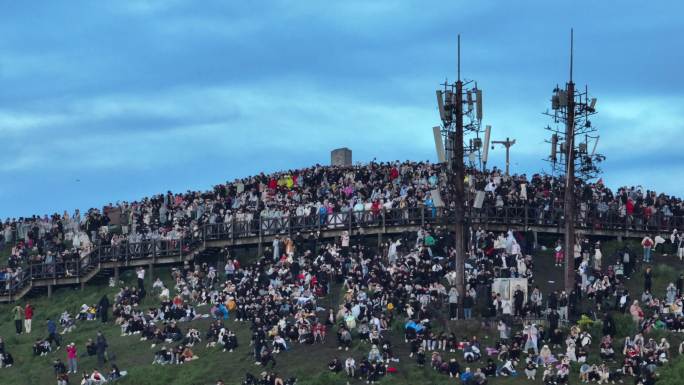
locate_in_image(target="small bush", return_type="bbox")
[613,313,637,338]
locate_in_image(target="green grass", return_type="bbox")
[0,240,683,385]
[0,242,13,266]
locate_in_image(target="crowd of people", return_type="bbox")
[1,161,684,385]
[2,162,683,295]
[2,220,684,384]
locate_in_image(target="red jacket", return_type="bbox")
[25,305,33,319]
[626,199,634,215]
[67,345,77,359]
[390,167,399,180]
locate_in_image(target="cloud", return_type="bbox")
[0,0,682,217]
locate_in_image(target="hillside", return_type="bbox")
[0,239,683,385]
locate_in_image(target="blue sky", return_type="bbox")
[1,1,682,218]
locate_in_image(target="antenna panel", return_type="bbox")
[482,125,491,164]
[433,126,446,163]
[476,89,483,121]
[436,90,446,122]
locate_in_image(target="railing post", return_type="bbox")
[348,210,353,234]
[258,217,263,257]
[231,217,236,243]
[524,203,529,228]
[421,206,425,227]
[382,208,386,232]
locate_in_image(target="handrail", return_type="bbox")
[2,207,683,300]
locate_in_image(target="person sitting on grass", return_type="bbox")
[180,345,198,364]
[257,345,276,368]
[497,358,517,377]
[57,372,69,385]
[368,345,382,363]
[109,364,127,381]
[337,325,352,351]
[33,338,52,356]
[600,336,615,359]
[53,359,67,376]
[461,367,474,383]
[272,335,287,354]
[152,347,172,365]
[447,357,461,378]
[184,328,201,347]
[59,311,76,334]
[344,356,356,378]
[0,352,14,368]
[84,339,96,356]
[80,369,106,385]
[416,347,426,367]
[217,328,238,352]
[524,357,537,380]
[327,357,342,372]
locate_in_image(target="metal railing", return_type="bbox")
[2,206,682,300]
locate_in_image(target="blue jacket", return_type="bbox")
[47,320,57,334]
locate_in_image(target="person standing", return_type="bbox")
[12,304,22,335]
[593,241,603,271]
[463,292,474,320]
[98,295,110,323]
[641,235,654,263]
[24,303,33,334]
[47,318,61,350]
[448,286,459,320]
[95,331,108,368]
[66,343,78,374]
[136,267,145,290]
[644,266,653,293]
[513,286,525,317]
[558,291,569,321]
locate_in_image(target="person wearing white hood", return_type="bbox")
[505,231,515,254]
[388,239,400,264]
[593,241,603,270]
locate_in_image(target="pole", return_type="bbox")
[492,138,515,176]
[505,137,510,176]
[563,80,576,293]
[453,77,466,306]
[564,31,576,293]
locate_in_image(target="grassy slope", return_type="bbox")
[0,240,682,385]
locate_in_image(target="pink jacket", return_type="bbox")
[67,346,77,359]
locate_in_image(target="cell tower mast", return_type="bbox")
[544,29,603,292]
[435,35,484,308]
